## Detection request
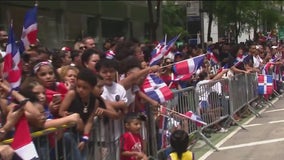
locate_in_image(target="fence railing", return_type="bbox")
[1,73,280,160]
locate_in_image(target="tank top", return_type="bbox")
[67,93,96,123]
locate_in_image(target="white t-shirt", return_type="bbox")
[195,80,222,101]
[253,55,263,68]
[100,82,128,141]
[101,82,128,104]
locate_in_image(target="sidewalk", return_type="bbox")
[193,95,284,160]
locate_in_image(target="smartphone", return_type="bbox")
[13,104,22,112]
[52,94,62,102]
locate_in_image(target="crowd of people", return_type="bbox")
[0,24,284,159]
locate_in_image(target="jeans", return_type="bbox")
[63,131,87,160]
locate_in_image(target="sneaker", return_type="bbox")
[219,128,228,133]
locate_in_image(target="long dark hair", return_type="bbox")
[170,130,189,159]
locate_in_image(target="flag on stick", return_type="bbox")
[20,4,38,51]
[173,54,205,76]
[142,74,173,103]
[258,74,273,95]
[11,116,39,160]
[3,21,22,90]
[160,106,207,126]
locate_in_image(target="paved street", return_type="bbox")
[198,95,284,160]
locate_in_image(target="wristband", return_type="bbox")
[19,98,30,106]
[81,136,89,142]
[81,134,89,142]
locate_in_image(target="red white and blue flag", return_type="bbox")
[173,54,205,76]
[262,62,274,75]
[171,74,191,82]
[142,73,173,103]
[206,49,218,65]
[258,74,273,95]
[11,116,39,160]
[3,23,22,90]
[149,42,166,66]
[149,35,180,66]
[105,50,116,59]
[157,106,169,149]
[234,54,248,66]
[20,5,38,51]
[184,111,207,127]
[161,34,180,57]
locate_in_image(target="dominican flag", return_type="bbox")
[185,111,207,127]
[142,74,173,103]
[11,116,39,160]
[258,74,273,95]
[149,34,180,66]
[161,34,180,56]
[173,54,205,76]
[105,50,116,59]
[20,5,38,51]
[3,22,22,90]
[157,106,169,149]
[206,49,218,65]
[171,74,191,82]
[217,63,229,73]
[262,62,274,75]
[149,42,166,66]
[234,54,248,66]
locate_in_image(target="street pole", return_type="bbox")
[200,0,204,50]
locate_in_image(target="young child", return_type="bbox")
[120,112,148,160]
[32,60,68,117]
[95,58,128,159]
[58,65,79,90]
[59,68,117,160]
[168,130,194,160]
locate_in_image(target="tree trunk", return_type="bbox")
[253,26,258,42]
[147,0,161,42]
[235,21,241,44]
[207,12,213,41]
[147,0,154,42]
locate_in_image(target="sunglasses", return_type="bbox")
[79,46,87,50]
[165,62,173,65]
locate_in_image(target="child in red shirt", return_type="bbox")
[120,112,148,160]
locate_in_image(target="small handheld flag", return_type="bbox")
[258,74,273,95]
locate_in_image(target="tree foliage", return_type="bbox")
[161,1,187,40]
[202,0,284,43]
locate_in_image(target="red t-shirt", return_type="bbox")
[45,82,68,103]
[120,132,143,160]
[160,74,178,89]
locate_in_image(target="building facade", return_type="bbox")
[0,1,163,49]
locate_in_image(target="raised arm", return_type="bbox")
[59,90,76,117]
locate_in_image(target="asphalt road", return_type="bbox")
[199,95,284,160]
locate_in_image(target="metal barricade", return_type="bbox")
[246,73,259,103]
[197,78,230,125]
[89,118,124,160]
[228,74,248,113]
[195,78,230,150]
[1,123,76,160]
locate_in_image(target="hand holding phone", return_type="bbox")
[52,94,62,103]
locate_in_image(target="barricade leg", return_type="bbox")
[273,89,281,97]
[247,104,262,118]
[196,129,219,151]
[223,115,247,130]
[258,95,276,108]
